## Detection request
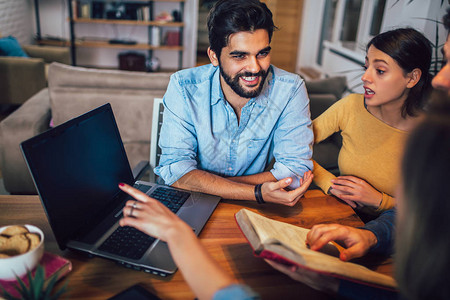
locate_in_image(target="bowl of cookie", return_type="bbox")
[0,225,44,280]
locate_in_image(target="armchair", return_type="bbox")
[0,45,70,106]
[306,76,347,177]
[0,62,171,194]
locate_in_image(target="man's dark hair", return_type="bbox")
[207,0,277,58]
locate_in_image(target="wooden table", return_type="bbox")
[0,190,393,299]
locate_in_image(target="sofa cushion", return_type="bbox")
[0,36,28,57]
[309,94,338,120]
[47,62,172,167]
[305,76,347,100]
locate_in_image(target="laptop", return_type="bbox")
[20,103,221,277]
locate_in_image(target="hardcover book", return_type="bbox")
[235,208,397,290]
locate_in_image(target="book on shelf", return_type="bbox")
[0,252,72,298]
[71,0,91,19]
[235,208,397,290]
[164,31,180,46]
[137,6,151,21]
[80,2,91,19]
[71,0,79,18]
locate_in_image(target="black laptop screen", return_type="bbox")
[21,104,135,249]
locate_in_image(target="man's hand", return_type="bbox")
[261,171,313,206]
[306,224,378,261]
[265,260,340,293]
[329,175,383,208]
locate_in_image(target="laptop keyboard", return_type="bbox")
[98,226,156,260]
[149,187,190,212]
[98,186,190,260]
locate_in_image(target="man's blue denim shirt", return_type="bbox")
[154,64,313,188]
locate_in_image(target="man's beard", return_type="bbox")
[219,65,268,99]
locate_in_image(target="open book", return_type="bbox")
[235,209,397,290]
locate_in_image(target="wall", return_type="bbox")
[263,0,304,73]
[32,0,198,69]
[0,0,33,44]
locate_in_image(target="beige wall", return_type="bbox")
[263,0,304,73]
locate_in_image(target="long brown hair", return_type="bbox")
[396,94,450,299]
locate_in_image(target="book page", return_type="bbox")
[243,209,310,254]
[236,209,397,288]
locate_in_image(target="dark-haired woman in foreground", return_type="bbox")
[313,28,432,216]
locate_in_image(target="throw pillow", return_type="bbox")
[0,36,28,57]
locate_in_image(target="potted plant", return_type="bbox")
[0,265,67,300]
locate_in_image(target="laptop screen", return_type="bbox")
[21,104,135,248]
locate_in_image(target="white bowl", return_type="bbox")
[0,224,44,280]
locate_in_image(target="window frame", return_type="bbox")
[324,0,386,58]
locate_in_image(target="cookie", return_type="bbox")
[0,235,7,247]
[25,233,41,251]
[1,225,29,237]
[0,234,30,256]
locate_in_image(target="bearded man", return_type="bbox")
[154,0,313,206]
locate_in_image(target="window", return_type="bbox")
[317,0,386,64]
[370,0,386,36]
[317,0,338,65]
[340,0,362,50]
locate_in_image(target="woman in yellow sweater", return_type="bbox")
[313,28,432,214]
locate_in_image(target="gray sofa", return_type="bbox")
[306,76,347,177]
[0,63,346,195]
[0,63,172,194]
[0,45,71,106]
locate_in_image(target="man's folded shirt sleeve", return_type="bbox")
[154,75,199,185]
[270,78,313,188]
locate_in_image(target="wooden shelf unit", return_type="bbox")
[38,39,183,51]
[67,0,185,69]
[75,40,183,51]
[73,17,184,27]
[37,39,71,47]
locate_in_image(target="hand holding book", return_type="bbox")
[306,223,378,262]
[235,209,396,290]
[262,223,346,294]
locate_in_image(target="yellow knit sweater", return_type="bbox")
[313,94,408,211]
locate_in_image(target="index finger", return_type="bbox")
[308,226,350,251]
[331,177,354,187]
[307,224,340,248]
[288,172,314,197]
[119,183,152,203]
[335,176,360,184]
